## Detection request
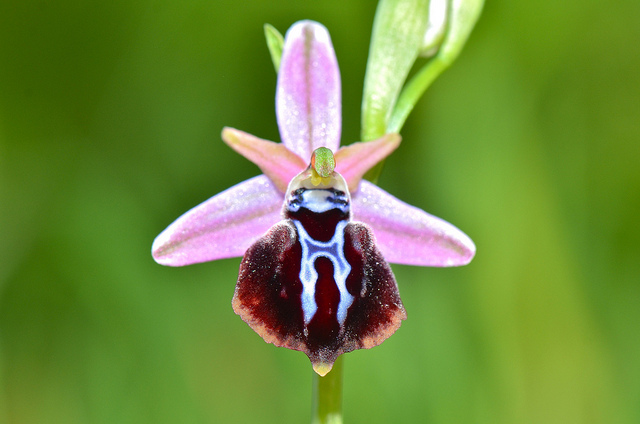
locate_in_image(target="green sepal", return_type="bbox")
[264,23,284,72]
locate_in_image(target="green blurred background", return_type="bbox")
[1,0,638,423]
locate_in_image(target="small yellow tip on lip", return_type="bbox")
[309,167,333,187]
[312,361,333,377]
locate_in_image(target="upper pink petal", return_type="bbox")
[352,181,475,267]
[276,20,341,162]
[152,175,283,266]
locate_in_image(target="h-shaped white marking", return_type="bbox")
[293,220,354,326]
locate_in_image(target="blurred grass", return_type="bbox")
[1,0,639,423]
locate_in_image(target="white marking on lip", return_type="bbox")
[288,189,349,214]
[293,219,354,326]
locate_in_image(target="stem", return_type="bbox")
[311,356,344,424]
[388,56,448,134]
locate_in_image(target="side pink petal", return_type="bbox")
[222,127,306,192]
[276,20,341,162]
[152,176,283,266]
[352,181,475,267]
[335,134,401,192]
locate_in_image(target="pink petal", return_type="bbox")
[276,20,341,162]
[221,127,306,192]
[352,181,475,267]
[335,134,401,192]
[152,175,283,266]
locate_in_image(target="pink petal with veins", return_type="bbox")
[222,127,306,192]
[152,175,283,266]
[276,21,341,162]
[335,134,401,192]
[352,181,475,267]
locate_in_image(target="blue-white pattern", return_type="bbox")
[293,219,354,326]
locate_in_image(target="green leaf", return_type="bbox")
[389,0,485,133]
[264,23,284,72]
[361,0,431,142]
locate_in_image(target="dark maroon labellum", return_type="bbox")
[232,170,406,375]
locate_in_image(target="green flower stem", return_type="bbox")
[390,0,485,133]
[387,56,448,133]
[311,356,344,424]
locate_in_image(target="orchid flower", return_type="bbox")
[152,20,475,376]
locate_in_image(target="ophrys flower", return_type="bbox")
[152,20,475,375]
